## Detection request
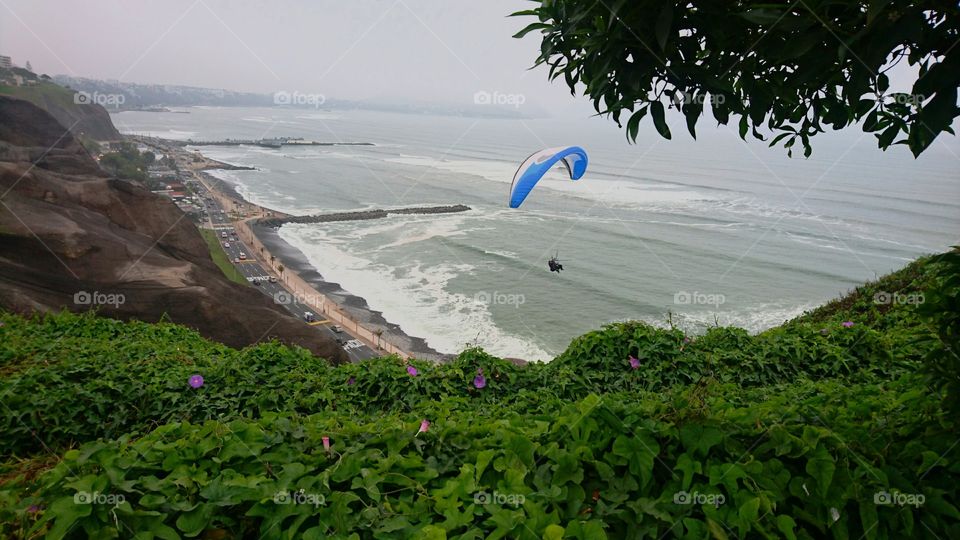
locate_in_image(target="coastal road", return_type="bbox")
[198,192,377,362]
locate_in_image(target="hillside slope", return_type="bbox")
[0,253,955,538]
[0,69,119,140]
[0,95,347,363]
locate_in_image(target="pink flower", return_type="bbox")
[474,368,486,389]
[322,436,331,451]
[406,365,419,377]
[629,356,640,370]
[416,419,430,436]
[842,321,855,328]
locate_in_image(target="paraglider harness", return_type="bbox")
[548,255,563,273]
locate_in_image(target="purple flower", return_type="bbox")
[629,356,641,370]
[188,374,204,388]
[322,436,331,451]
[27,505,41,513]
[347,377,355,386]
[842,321,855,328]
[406,365,419,377]
[473,368,486,389]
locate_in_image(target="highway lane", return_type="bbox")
[197,191,377,362]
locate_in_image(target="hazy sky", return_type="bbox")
[1,0,583,110]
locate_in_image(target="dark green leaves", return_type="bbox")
[650,101,671,140]
[514,0,960,156]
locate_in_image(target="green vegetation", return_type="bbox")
[0,253,957,538]
[513,1,959,157]
[198,228,250,286]
[98,142,153,182]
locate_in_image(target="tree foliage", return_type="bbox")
[513,1,960,157]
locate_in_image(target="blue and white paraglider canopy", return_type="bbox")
[508,146,588,208]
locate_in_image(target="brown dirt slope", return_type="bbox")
[0,95,348,363]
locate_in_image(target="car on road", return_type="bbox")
[304,312,316,323]
[239,253,246,260]
[233,257,240,263]
[224,242,230,248]
[332,325,343,333]
[252,279,261,286]
[220,231,227,238]
[268,276,277,283]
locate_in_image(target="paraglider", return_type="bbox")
[547,252,564,273]
[508,146,588,208]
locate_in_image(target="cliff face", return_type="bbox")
[0,74,121,141]
[0,96,348,363]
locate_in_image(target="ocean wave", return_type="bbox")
[279,225,553,361]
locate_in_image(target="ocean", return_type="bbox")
[112,106,960,361]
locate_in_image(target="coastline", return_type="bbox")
[251,222,449,361]
[138,135,450,361]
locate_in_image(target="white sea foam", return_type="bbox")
[280,223,553,360]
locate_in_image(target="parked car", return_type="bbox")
[224,242,230,248]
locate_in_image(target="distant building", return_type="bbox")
[0,55,11,69]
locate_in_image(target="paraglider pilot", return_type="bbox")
[548,257,563,273]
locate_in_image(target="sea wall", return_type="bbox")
[258,204,471,228]
[235,219,412,359]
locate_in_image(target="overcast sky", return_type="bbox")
[1,0,585,110]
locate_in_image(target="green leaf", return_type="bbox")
[650,101,672,140]
[627,108,648,142]
[775,515,797,540]
[513,23,551,39]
